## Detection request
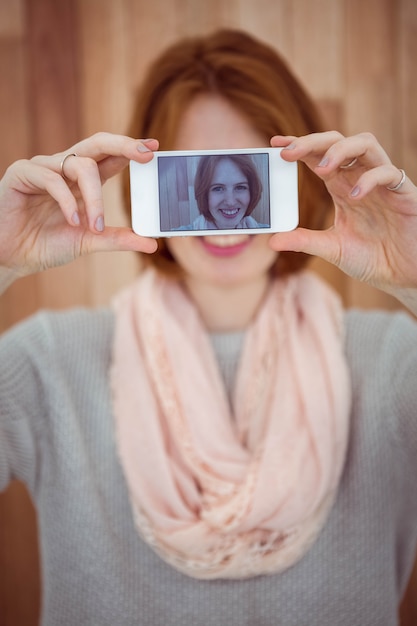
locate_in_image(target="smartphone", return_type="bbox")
[130,147,298,237]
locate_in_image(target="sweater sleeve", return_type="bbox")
[346,308,417,465]
[0,314,49,492]
[386,311,417,455]
[0,307,115,495]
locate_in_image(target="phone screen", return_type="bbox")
[157,152,271,232]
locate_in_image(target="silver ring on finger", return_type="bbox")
[340,157,358,169]
[386,168,406,192]
[60,153,78,180]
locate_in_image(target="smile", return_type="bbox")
[219,208,240,217]
[200,234,252,257]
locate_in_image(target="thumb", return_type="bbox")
[86,227,158,255]
[269,227,341,266]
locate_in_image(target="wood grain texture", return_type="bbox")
[0,1,416,624]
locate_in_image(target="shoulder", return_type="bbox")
[191,215,216,229]
[173,215,210,230]
[239,216,269,228]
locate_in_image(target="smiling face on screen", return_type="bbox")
[207,158,250,229]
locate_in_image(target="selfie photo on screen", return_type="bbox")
[158,153,271,231]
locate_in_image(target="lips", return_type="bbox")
[200,234,252,257]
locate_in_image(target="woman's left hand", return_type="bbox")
[270,131,417,312]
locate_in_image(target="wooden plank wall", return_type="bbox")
[0,0,416,624]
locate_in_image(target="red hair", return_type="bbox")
[122,28,331,276]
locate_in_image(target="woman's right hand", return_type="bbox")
[0,132,158,289]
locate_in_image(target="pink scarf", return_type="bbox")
[111,268,351,579]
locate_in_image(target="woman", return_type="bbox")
[176,153,269,230]
[1,29,417,626]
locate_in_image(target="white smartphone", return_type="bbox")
[130,147,298,237]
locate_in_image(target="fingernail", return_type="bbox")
[351,186,360,197]
[282,142,296,150]
[318,157,329,167]
[72,211,80,226]
[95,215,105,232]
[137,143,151,153]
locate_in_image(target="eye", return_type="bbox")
[210,185,225,193]
[235,184,249,192]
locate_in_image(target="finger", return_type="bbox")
[270,135,297,148]
[278,131,345,167]
[82,226,158,255]
[93,144,157,183]
[6,160,79,225]
[29,155,111,232]
[314,132,391,171]
[33,136,158,180]
[269,227,341,266]
[94,155,131,183]
[277,130,392,174]
[349,164,414,200]
[69,133,158,164]
[62,137,158,232]
[55,155,106,232]
[50,153,145,233]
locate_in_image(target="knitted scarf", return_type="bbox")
[111,268,351,579]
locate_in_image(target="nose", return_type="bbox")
[224,188,235,205]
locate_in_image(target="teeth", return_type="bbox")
[204,235,249,247]
[221,208,239,216]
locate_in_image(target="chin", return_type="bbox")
[167,234,277,287]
